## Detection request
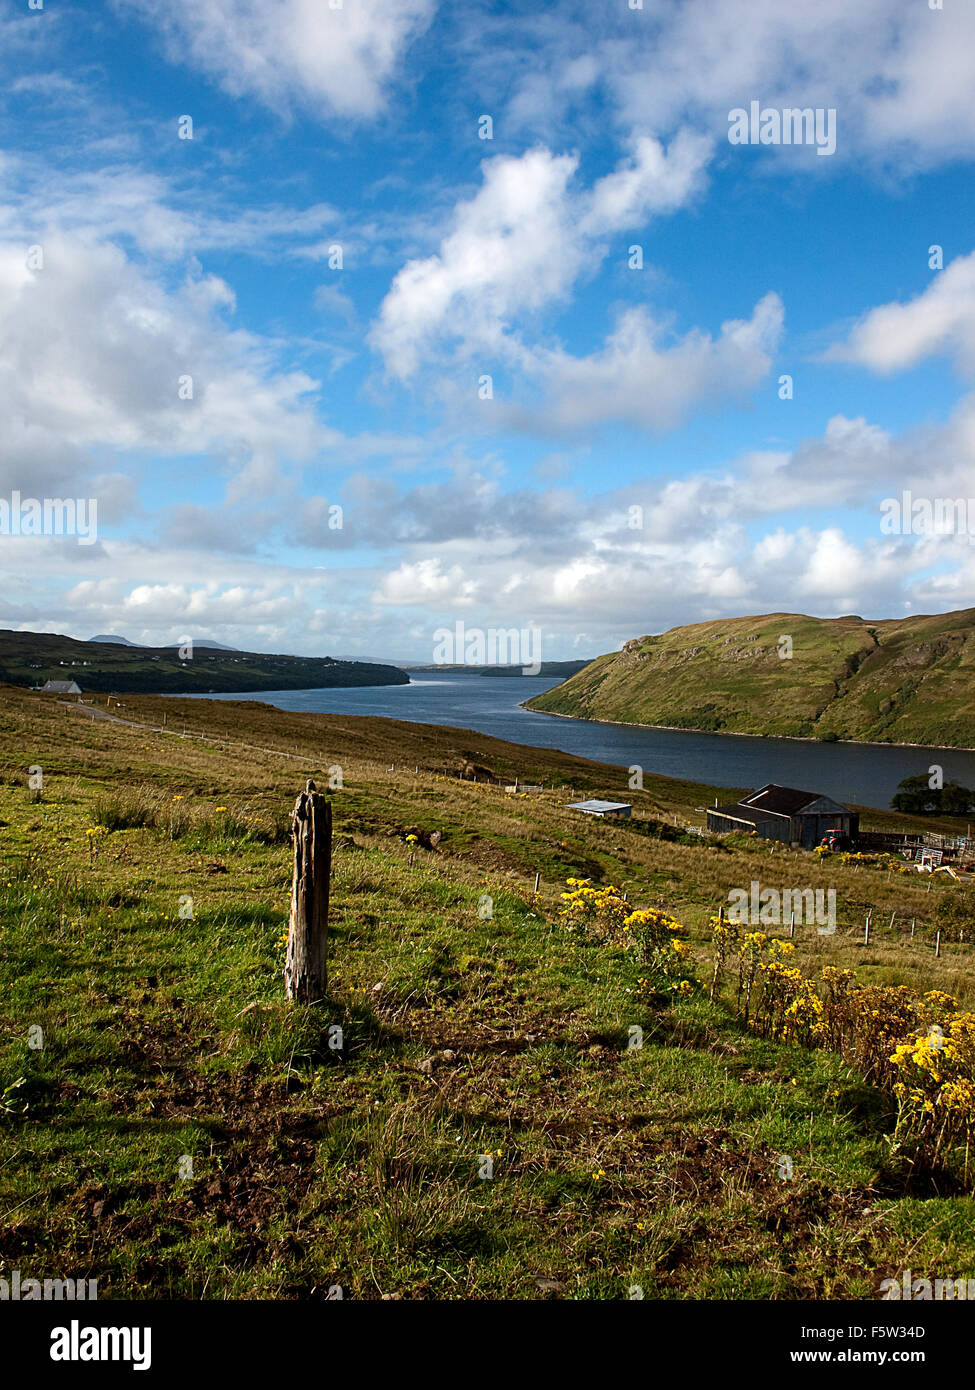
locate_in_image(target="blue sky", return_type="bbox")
[3,0,975,661]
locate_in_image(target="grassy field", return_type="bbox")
[2,684,974,1300]
[527,607,975,749]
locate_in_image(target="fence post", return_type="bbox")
[285,779,332,1003]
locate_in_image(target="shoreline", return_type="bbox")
[518,702,975,755]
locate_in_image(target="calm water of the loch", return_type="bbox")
[189,673,975,812]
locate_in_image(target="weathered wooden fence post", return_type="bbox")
[285,779,332,1003]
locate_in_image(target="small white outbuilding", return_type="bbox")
[568,799,632,819]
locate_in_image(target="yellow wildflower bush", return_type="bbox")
[735,930,772,1023]
[754,954,825,1047]
[890,1012,975,1175]
[707,913,742,1003]
[558,881,696,998]
[625,907,695,998]
[819,980,957,1087]
[558,878,630,944]
[838,850,912,873]
[709,926,975,1179]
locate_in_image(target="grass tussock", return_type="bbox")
[90,783,291,846]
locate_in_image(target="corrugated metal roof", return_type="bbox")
[711,804,779,826]
[742,783,850,815]
[568,800,632,813]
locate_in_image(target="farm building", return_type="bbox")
[706,783,858,850]
[39,679,82,695]
[568,799,633,819]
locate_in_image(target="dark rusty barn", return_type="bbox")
[706,783,859,850]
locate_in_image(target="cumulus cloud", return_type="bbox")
[372,135,711,380]
[519,291,783,432]
[361,516,932,652]
[8,375,975,659]
[827,250,975,377]
[485,0,975,169]
[579,129,711,235]
[120,0,435,119]
[371,133,755,429]
[0,233,332,494]
[373,557,480,607]
[371,148,587,379]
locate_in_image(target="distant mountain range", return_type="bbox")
[1,631,409,694]
[89,634,239,651]
[526,609,975,749]
[87,637,407,663]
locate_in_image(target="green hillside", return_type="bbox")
[526,608,975,748]
[0,630,409,694]
[2,683,974,1299]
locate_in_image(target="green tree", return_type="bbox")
[890,774,938,814]
[891,775,974,815]
[942,780,975,815]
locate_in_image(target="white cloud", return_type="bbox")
[827,251,975,377]
[0,233,332,492]
[369,135,788,433]
[520,291,783,431]
[371,131,744,432]
[373,557,479,607]
[580,129,711,235]
[0,152,342,263]
[490,0,975,169]
[797,527,873,598]
[371,148,585,379]
[120,0,435,119]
